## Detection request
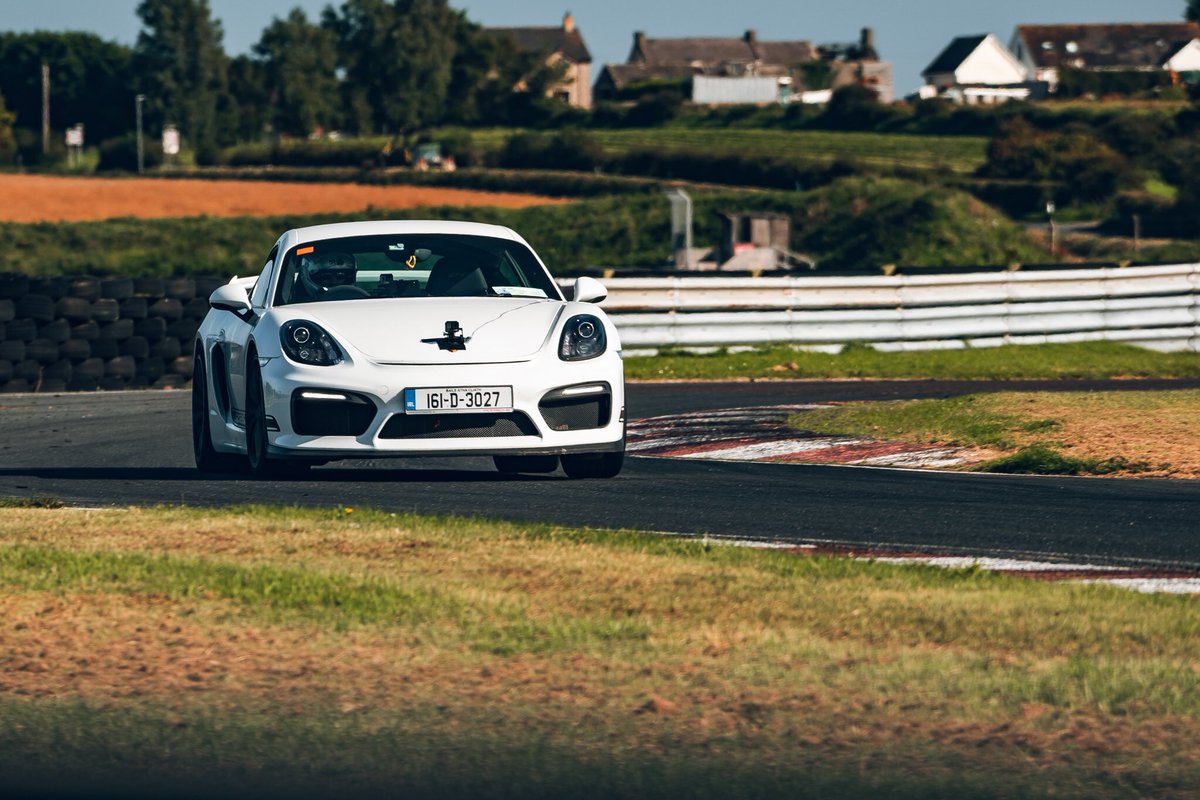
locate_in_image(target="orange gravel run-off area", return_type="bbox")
[0,174,566,223]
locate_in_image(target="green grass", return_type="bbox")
[627,341,1200,381]
[1,504,1199,797]
[0,545,648,653]
[1145,177,1179,201]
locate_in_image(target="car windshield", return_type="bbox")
[274,233,561,306]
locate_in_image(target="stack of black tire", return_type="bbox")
[0,274,227,393]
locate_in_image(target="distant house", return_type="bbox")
[484,13,593,108]
[1009,22,1200,88]
[594,27,893,105]
[920,33,1037,104]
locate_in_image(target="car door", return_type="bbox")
[226,243,279,427]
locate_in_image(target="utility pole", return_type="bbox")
[135,94,146,174]
[41,62,50,156]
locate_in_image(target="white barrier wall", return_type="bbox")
[560,264,1200,353]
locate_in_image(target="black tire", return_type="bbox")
[561,450,625,479]
[100,277,134,300]
[192,348,243,474]
[493,454,559,474]
[16,294,54,322]
[245,356,309,479]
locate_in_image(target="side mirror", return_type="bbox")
[209,283,251,315]
[572,276,607,304]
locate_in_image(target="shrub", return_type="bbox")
[981,118,1134,205]
[816,85,908,131]
[97,133,163,172]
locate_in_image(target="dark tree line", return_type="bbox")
[0,0,562,164]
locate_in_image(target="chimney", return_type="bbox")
[860,27,877,58]
[563,11,574,32]
[634,30,647,60]
[744,29,758,45]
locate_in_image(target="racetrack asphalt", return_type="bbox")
[1,379,1199,570]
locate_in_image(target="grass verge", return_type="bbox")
[0,505,1197,798]
[627,341,1200,381]
[790,389,1200,476]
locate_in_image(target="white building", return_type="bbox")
[920,33,1032,104]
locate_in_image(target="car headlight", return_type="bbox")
[280,320,343,366]
[559,314,606,361]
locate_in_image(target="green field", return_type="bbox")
[0,503,1198,798]
[443,126,990,175]
[626,342,1200,382]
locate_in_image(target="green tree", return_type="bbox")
[322,0,463,134]
[133,0,233,162]
[1187,0,1200,22]
[227,55,270,141]
[254,8,340,137]
[0,32,134,145]
[0,92,16,163]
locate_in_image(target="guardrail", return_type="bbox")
[568,264,1200,353]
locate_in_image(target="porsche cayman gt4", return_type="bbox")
[192,220,625,478]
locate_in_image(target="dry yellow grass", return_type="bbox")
[0,174,565,223]
[988,391,1200,477]
[0,505,1198,797]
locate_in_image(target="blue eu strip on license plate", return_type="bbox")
[404,388,416,412]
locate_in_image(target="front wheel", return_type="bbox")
[245,357,309,480]
[561,450,624,479]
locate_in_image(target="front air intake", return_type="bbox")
[539,383,612,431]
[291,389,377,436]
[379,411,539,439]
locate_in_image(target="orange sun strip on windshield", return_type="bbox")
[296,246,315,256]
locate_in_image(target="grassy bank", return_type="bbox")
[0,176,1044,277]
[626,342,1200,382]
[790,388,1200,477]
[0,504,1197,798]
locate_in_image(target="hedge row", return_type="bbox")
[184,165,669,198]
[0,273,223,393]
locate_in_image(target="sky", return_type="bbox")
[3,0,1192,94]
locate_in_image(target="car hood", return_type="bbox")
[284,297,565,364]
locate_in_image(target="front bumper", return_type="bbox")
[258,349,625,459]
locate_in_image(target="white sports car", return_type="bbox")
[192,220,625,478]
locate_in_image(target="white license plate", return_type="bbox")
[404,386,513,414]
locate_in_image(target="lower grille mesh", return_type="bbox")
[379,411,539,439]
[539,395,611,431]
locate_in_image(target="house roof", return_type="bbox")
[484,25,592,63]
[922,34,988,76]
[598,63,697,90]
[751,40,819,65]
[635,36,759,65]
[1014,22,1200,70]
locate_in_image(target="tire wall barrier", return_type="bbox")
[0,274,225,394]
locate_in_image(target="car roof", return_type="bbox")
[288,219,524,246]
